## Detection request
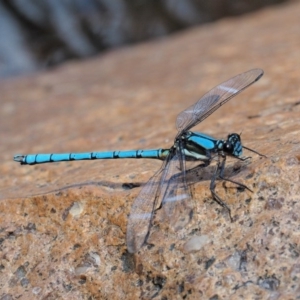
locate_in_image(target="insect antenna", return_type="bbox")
[243,145,266,157]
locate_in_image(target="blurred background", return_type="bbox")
[0,0,287,78]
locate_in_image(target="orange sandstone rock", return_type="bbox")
[1,2,300,299]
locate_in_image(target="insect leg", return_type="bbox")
[210,155,233,221]
[218,158,253,192]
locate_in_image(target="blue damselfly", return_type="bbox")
[14,69,264,253]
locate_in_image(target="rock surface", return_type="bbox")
[1,1,300,299]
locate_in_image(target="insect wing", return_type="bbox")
[160,146,193,231]
[126,164,166,253]
[176,69,264,134]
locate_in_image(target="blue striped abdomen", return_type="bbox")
[14,149,169,165]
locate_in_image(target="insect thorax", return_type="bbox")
[176,131,216,161]
[176,131,243,161]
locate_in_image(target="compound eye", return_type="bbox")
[224,142,233,153]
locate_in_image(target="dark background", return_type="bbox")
[0,0,287,78]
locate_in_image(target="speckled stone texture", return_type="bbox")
[1,2,300,299]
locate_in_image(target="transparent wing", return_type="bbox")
[126,159,170,253]
[126,145,194,253]
[159,145,193,231]
[176,69,264,135]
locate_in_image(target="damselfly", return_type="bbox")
[14,69,264,253]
